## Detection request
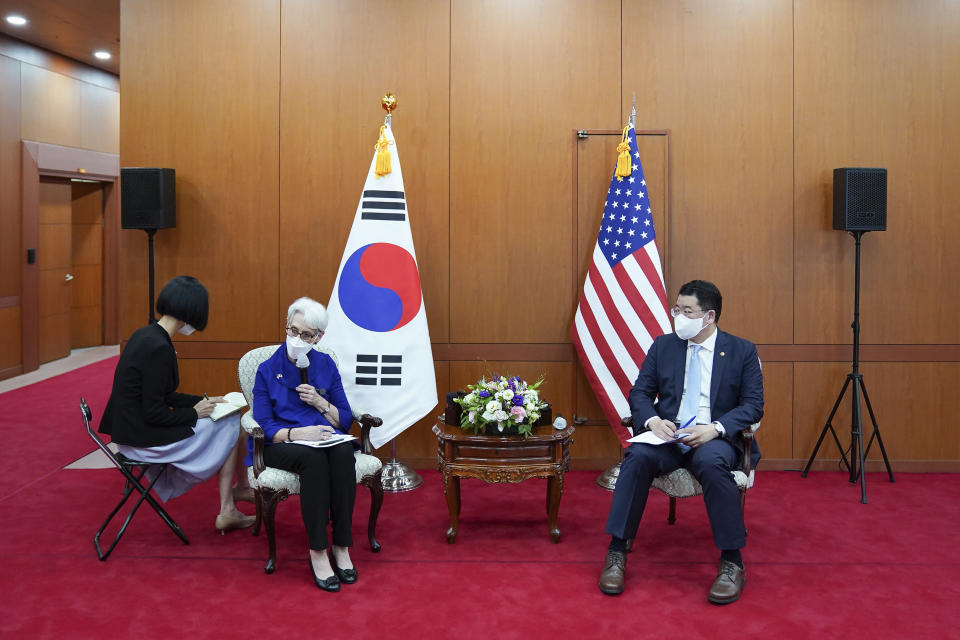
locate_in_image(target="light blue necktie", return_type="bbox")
[677,344,701,450]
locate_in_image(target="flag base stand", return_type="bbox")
[381,440,422,492]
[596,447,625,491]
[595,461,620,491]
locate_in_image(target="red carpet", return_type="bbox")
[0,356,118,500]
[1,360,959,639]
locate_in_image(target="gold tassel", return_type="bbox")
[375,125,393,177]
[614,125,632,179]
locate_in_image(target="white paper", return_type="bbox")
[291,434,357,448]
[210,391,248,421]
[626,430,691,446]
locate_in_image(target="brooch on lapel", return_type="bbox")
[276,373,283,379]
[720,352,726,357]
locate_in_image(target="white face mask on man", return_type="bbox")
[674,313,709,341]
[177,323,196,336]
[285,335,312,361]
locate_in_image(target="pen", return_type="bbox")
[675,415,696,439]
[203,392,209,401]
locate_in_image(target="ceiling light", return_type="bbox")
[5,15,28,26]
[93,50,112,60]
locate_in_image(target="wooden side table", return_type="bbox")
[432,422,575,543]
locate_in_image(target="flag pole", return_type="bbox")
[373,92,424,492]
[596,97,638,492]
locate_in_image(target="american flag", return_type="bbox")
[571,124,671,444]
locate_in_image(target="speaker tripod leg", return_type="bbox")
[858,378,895,483]
[802,375,853,477]
[849,375,868,504]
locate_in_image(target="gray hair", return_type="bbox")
[286,296,328,331]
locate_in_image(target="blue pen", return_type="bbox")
[676,415,696,439]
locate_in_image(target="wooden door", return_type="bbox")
[572,131,670,450]
[71,181,103,348]
[37,179,73,363]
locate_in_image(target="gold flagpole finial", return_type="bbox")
[381,93,398,114]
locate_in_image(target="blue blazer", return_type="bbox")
[629,329,764,466]
[247,346,353,466]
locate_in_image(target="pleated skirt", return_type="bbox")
[117,414,241,502]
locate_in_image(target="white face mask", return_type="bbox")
[285,335,312,361]
[674,313,708,341]
[177,324,196,336]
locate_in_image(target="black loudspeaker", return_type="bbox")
[833,168,886,232]
[121,168,176,230]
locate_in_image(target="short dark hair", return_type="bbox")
[678,279,722,322]
[156,275,209,331]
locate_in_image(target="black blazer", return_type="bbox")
[99,323,201,447]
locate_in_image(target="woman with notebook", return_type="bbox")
[99,275,255,533]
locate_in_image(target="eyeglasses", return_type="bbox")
[286,326,323,341]
[670,306,709,319]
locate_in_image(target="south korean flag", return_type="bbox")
[321,120,437,449]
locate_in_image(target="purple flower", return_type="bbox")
[512,395,524,406]
[478,390,490,398]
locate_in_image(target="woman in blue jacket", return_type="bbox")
[250,296,357,592]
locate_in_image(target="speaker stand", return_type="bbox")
[801,231,894,503]
[145,228,157,324]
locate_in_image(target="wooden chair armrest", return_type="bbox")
[251,426,266,478]
[739,429,754,476]
[354,414,382,455]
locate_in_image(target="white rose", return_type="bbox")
[485,400,501,413]
[482,410,497,422]
[501,389,514,401]
[493,410,509,422]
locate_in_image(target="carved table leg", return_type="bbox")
[444,471,459,543]
[546,473,563,543]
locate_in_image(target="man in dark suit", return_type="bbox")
[598,280,763,604]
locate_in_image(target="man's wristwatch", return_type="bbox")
[713,422,724,437]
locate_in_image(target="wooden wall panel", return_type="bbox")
[279,0,451,341]
[389,360,450,464]
[80,82,119,153]
[450,0,621,343]
[114,1,960,470]
[756,361,793,461]
[120,0,281,342]
[794,0,960,345]
[622,0,794,344]
[177,359,242,400]
[0,55,19,298]
[20,63,82,148]
[794,362,960,466]
[0,307,21,372]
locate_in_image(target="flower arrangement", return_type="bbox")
[453,375,548,437]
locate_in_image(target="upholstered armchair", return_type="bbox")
[620,416,759,526]
[238,345,384,574]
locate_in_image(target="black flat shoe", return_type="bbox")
[308,559,340,592]
[331,557,358,584]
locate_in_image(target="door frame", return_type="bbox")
[21,140,119,373]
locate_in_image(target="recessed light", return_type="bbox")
[5,15,28,26]
[94,50,112,60]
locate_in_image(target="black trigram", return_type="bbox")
[355,354,402,386]
[361,190,406,222]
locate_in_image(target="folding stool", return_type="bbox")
[80,397,189,560]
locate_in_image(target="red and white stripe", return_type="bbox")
[572,242,671,444]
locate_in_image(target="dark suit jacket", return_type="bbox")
[99,323,201,447]
[629,329,764,466]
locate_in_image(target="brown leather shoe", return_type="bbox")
[598,551,627,595]
[708,559,745,604]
